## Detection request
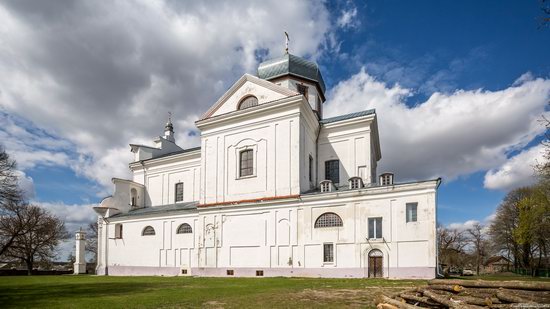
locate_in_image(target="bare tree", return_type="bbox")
[467,223,488,275]
[438,226,469,273]
[5,205,69,275]
[86,221,98,262]
[0,146,21,208]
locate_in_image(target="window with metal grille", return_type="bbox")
[368,217,382,239]
[325,160,339,184]
[406,203,418,223]
[314,212,343,228]
[142,226,155,236]
[175,182,183,202]
[239,149,253,177]
[176,223,193,234]
[256,270,264,276]
[297,84,309,102]
[227,269,234,276]
[181,269,187,274]
[238,96,258,110]
[309,155,313,182]
[323,243,334,263]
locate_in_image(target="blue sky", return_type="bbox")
[0,0,549,253]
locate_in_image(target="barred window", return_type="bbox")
[325,160,339,184]
[175,182,184,202]
[142,226,156,236]
[239,149,254,177]
[176,223,193,234]
[238,96,258,110]
[314,212,343,228]
[323,243,334,263]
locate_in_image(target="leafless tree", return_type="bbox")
[0,146,21,208]
[4,205,69,275]
[86,221,98,262]
[467,223,488,275]
[438,226,469,272]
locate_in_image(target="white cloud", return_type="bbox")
[0,0,332,194]
[337,6,359,29]
[324,69,550,184]
[448,220,481,231]
[484,144,545,191]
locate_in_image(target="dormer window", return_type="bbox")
[349,177,364,190]
[320,180,334,193]
[238,95,258,110]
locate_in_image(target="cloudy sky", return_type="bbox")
[0,1,548,259]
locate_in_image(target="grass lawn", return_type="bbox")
[0,275,426,308]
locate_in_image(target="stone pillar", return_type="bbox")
[74,228,86,274]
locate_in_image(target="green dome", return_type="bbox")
[257,53,326,94]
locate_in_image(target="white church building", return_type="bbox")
[94,52,440,279]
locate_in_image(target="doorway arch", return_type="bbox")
[368,249,383,278]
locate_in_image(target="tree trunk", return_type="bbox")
[25,259,33,276]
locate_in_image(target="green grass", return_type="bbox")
[0,275,425,308]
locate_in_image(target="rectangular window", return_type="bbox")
[239,149,254,177]
[325,160,339,184]
[227,269,234,276]
[255,270,264,276]
[181,269,187,275]
[115,223,123,239]
[406,203,418,222]
[175,182,184,202]
[323,243,334,263]
[368,217,382,239]
[309,155,313,182]
[297,84,309,102]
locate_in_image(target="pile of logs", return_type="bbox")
[376,279,550,308]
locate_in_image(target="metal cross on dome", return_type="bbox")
[285,31,290,54]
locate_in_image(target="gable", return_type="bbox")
[201,74,297,119]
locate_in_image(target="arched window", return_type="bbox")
[176,223,193,234]
[238,95,258,110]
[314,212,343,228]
[142,226,155,236]
[130,188,137,206]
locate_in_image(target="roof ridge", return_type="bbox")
[319,109,376,124]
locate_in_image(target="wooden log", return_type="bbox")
[377,303,399,309]
[376,294,422,309]
[451,295,492,306]
[428,279,550,291]
[399,293,440,307]
[496,289,535,304]
[429,284,463,293]
[501,288,550,302]
[422,289,484,309]
[490,304,550,308]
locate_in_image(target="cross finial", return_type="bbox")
[168,111,172,123]
[284,31,290,54]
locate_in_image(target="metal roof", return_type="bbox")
[110,202,198,219]
[257,53,326,94]
[319,109,376,124]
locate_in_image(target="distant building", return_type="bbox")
[93,52,440,279]
[483,256,512,274]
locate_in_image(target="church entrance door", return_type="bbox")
[368,249,383,278]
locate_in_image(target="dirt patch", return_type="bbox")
[291,286,413,308]
[202,300,226,309]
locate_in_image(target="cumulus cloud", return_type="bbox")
[484,144,545,191]
[0,0,332,194]
[324,69,550,185]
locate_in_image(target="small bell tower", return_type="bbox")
[164,112,175,143]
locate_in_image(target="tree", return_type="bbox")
[86,221,98,263]
[438,225,468,273]
[467,223,488,275]
[5,205,69,275]
[0,146,21,208]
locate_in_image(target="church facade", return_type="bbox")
[94,53,440,279]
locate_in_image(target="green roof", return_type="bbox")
[319,109,376,124]
[257,53,326,94]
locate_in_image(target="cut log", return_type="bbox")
[428,279,550,291]
[429,284,463,293]
[399,293,439,307]
[451,295,492,306]
[377,303,399,309]
[490,304,550,308]
[496,289,535,304]
[422,289,484,309]
[376,294,421,309]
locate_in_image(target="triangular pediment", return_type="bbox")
[201,74,298,119]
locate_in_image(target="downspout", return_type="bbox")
[435,177,443,278]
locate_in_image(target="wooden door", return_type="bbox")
[368,249,383,278]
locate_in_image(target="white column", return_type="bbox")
[74,228,87,274]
